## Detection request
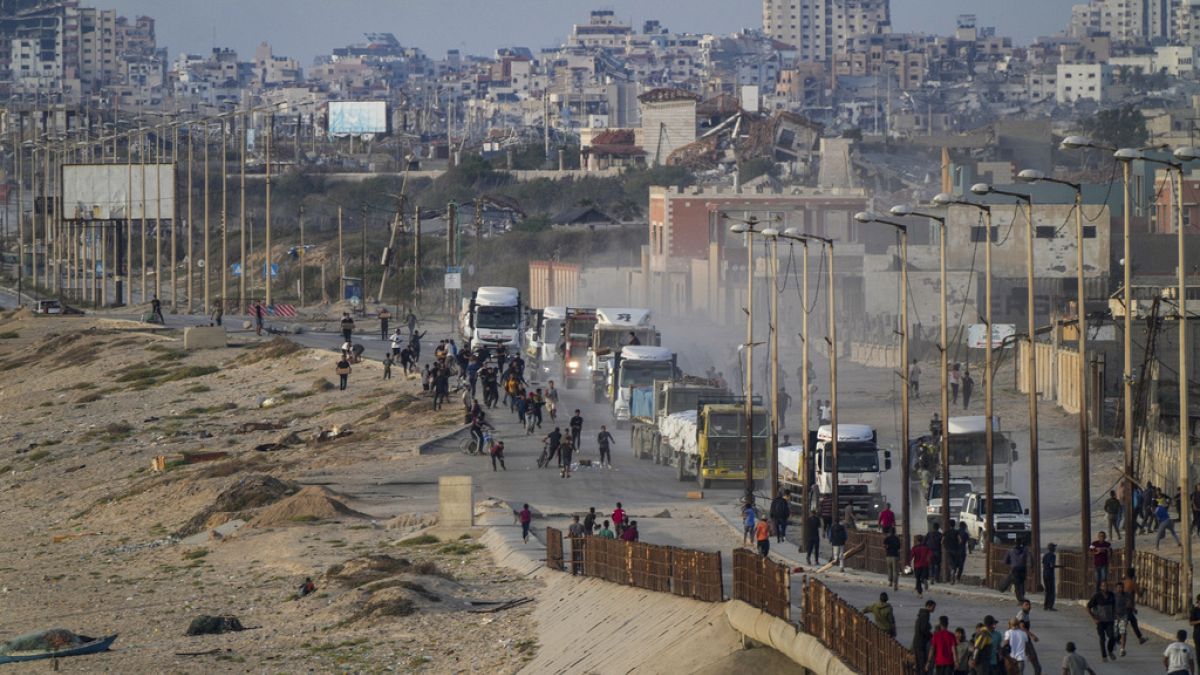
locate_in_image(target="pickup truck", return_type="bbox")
[925,478,974,528]
[959,491,1031,550]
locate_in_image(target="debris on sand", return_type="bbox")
[234,421,287,434]
[185,615,245,636]
[176,475,298,537]
[247,486,372,528]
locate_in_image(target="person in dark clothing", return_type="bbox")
[569,410,584,450]
[912,600,936,674]
[432,367,451,410]
[926,522,943,583]
[378,307,390,341]
[543,428,563,467]
[406,311,417,338]
[883,527,902,591]
[961,370,974,409]
[1043,543,1060,610]
[829,520,848,570]
[489,440,506,471]
[1001,541,1030,601]
[627,331,641,346]
[1087,581,1118,662]
[954,521,969,581]
[340,313,355,343]
[1189,593,1200,652]
[942,520,960,585]
[410,330,426,362]
[254,302,265,335]
[769,493,791,543]
[803,512,821,564]
[582,507,597,536]
[596,425,615,467]
[151,295,164,323]
[335,358,351,390]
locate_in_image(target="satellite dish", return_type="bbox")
[197,259,205,268]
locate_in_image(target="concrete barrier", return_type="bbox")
[438,475,474,527]
[725,600,856,675]
[183,326,227,350]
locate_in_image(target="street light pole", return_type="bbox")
[727,214,762,503]
[764,228,782,499]
[971,181,1042,567]
[935,192,995,578]
[856,211,910,555]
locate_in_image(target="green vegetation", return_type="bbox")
[1079,105,1149,150]
[395,534,439,547]
[437,542,485,556]
[0,331,19,339]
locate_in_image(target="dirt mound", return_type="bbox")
[177,474,298,537]
[247,486,371,528]
[231,337,302,366]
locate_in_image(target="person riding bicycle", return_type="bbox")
[469,413,494,454]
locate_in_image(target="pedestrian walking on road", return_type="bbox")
[518,504,532,543]
[409,330,425,362]
[927,522,944,583]
[910,534,932,596]
[569,409,584,451]
[755,515,771,557]
[950,363,961,404]
[943,519,961,585]
[390,329,405,357]
[954,521,969,582]
[254,301,265,335]
[931,615,958,675]
[335,357,351,391]
[406,311,417,338]
[1087,581,1118,662]
[864,592,897,638]
[489,440,506,471]
[1001,618,1031,673]
[1090,531,1113,591]
[742,502,757,545]
[803,512,821,564]
[150,295,164,323]
[1105,491,1123,541]
[597,425,615,467]
[340,313,355,343]
[543,427,563,467]
[545,380,559,420]
[770,492,791,543]
[961,370,974,409]
[1157,499,1182,548]
[1061,642,1096,675]
[1122,568,1149,647]
[378,307,390,341]
[1042,543,1060,610]
[883,526,901,590]
[1164,630,1195,675]
[778,387,791,429]
[912,600,935,673]
[830,519,848,571]
[559,438,574,478]
[818,399,832,425]
[1000,540,1030,602]
[210,298,223,326]
[878,503,896,532]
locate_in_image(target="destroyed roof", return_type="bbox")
[586,129,645,157]
[638,87,701,103]
[697,93,742,118]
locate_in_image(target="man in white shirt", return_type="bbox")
[1062,642,1095,675]
[1002,618,1029,672]
[1165,630,1195,675]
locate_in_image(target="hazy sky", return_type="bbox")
[104,0,1076,65]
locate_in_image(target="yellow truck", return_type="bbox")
[658,397,769,488]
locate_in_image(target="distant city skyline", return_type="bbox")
[103,0,1075,66]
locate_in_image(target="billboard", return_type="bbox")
[967,323,1016,350]
[61,164,176,220]
[327,101,388,135]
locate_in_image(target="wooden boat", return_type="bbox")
[0,633,117,664]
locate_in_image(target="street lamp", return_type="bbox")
[970,181,1043,567]
[1015,167,1095,563]
[727,214,764,503]
[780,228,839,526]
[856,210,912,559]
[891,202,950,571]
[1062,137,1141,562]
[775,228,814,531]
[933,190,998,579]
[762,226,783,500]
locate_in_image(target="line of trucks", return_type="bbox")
[460,287,1031,541]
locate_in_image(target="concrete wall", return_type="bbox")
[183,326,226,350]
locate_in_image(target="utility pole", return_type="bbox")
[154,125,162,304]
[337,205,344,292]
[16,131,23,305]
[446,201,456,316]
[360,203,367,314]
[1175,164,1192,605]
[203,121,210,313]
[186,124,193,313]
[265,113,273,307]
[298,203,305,305]
[221,116,228,307]
[139,128,146,303]
[239,111,247,312]
[171,123,178,310]
[413,204,422,308]
[125,132,132,307]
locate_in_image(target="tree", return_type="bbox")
[1080,105,1149,150]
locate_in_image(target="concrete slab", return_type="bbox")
[183,326,226,350]
[439,475,474,527]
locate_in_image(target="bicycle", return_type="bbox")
[460,430,493,456]
[537,440,552,468]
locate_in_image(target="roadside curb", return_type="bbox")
[416,423,469,455]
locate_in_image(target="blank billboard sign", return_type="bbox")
[328,101,388,135]
[61,164,176,220]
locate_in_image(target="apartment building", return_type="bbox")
[763,0,890,62]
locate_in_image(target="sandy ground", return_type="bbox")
[0,309,538,673]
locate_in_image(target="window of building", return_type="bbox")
[970,226,999,242]
[1035,225,1057,238]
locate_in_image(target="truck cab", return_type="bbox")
[610,346,676,427]
[808,424,892,527]
[630,379,728,463]
[945,416,1018,493]
[589,308,659,400]
[694,400,769,489]
[959,491,1031,549]
[925,478,974,528]
[560,307,597,389]
[524,305,565,372]
[462,286,523,350]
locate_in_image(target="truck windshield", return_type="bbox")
[567,319,596,338]
[709,413,769,437]
[820,444,878,472]
[620,361,674,389]
[541,319,563,342]
[929,483,972,500]
[947,432,1014,465]
[477,305,519,329]
[979,498,1023,515]
[595,327,654,351]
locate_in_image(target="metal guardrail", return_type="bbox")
[545,527,564,571]
[731,548,790,620]
[801,577,919,675]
